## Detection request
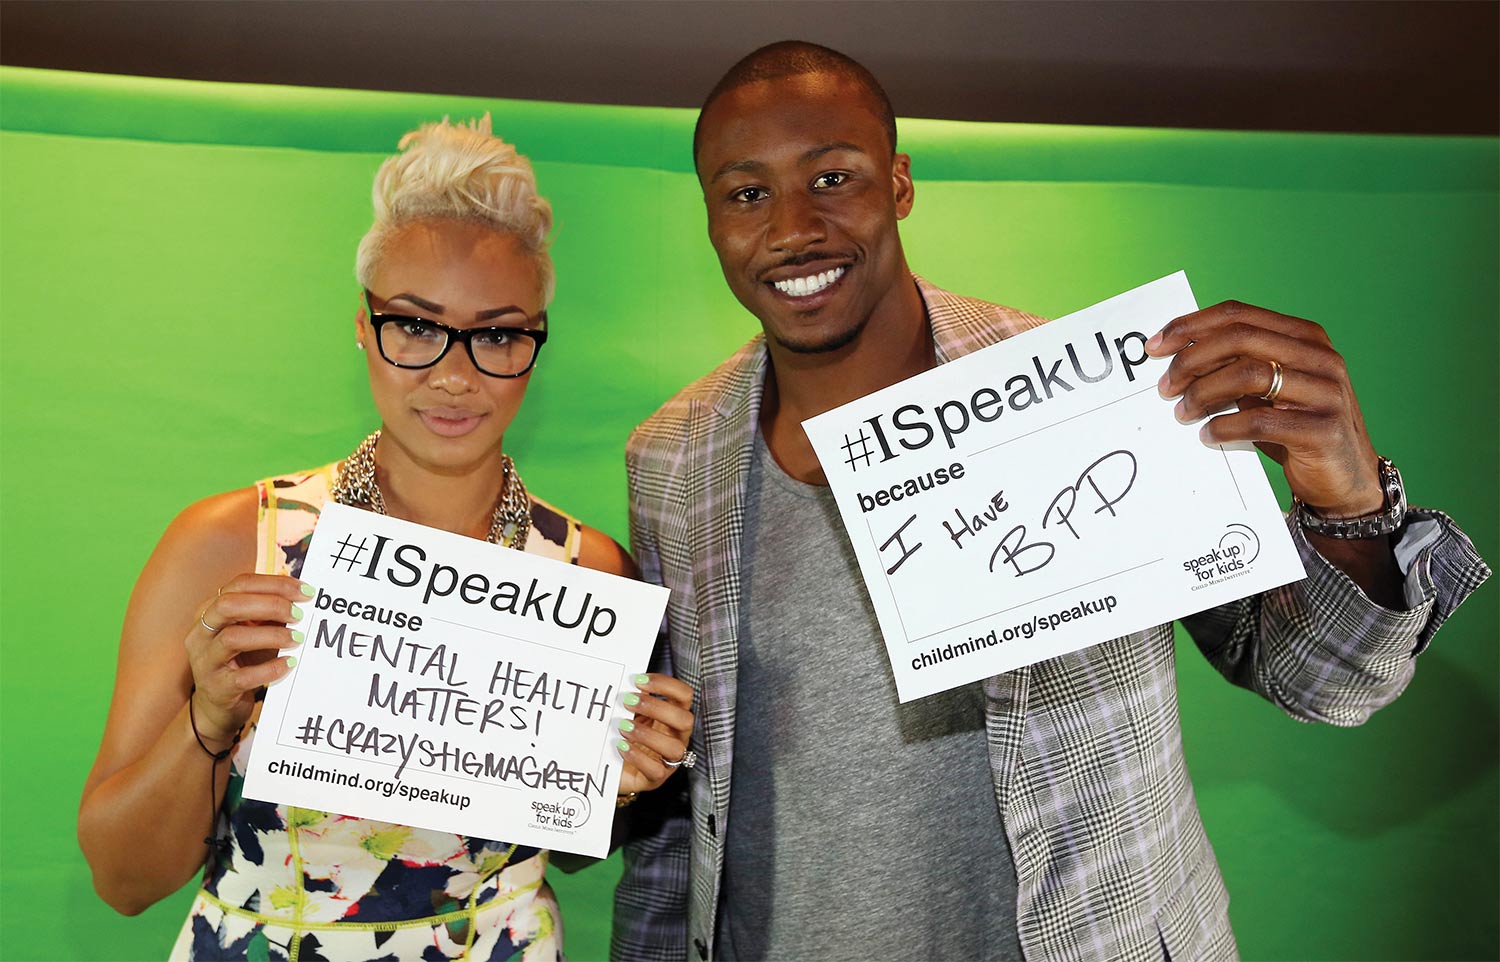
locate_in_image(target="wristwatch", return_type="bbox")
[1295,456,1407,539]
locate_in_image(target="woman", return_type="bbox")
[78,117,694,960]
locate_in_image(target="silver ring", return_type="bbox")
[665,749,697,770]
[200,612,223,635]
[1260,360,1284,404]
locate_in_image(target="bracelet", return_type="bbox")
[188,687,241,856]
[616,792,640,809]
[187,690,241,761]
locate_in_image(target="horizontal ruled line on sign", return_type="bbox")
[424,616,622,670]
[909,557,1163,644]
[970,384,1160,458]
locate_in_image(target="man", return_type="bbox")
[613,41,1488,962]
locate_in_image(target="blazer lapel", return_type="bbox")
[919,274,1026,362]
[683,338,768,826]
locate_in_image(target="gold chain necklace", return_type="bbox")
[330,430,531,549]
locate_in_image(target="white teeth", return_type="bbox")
[773,266,845,297]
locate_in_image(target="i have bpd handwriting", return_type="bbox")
[861,449,1140,580]
[832,326,1154,583]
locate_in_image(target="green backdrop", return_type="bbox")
[0,67,1494,961]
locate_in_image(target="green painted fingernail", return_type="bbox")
[623,693,641,707]
[617,719,635,733]
[616,739,630,753]
[300,583,316,597]
[291,605,305,620]
[634,674,650,686]
[290,630,305,645]
[286,656,298,669]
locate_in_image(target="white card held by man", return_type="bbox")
[243,502,669,857]
[802,272,1306,702]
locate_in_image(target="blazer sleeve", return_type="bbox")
[612,441,694,961]
[1180,507,1490,726]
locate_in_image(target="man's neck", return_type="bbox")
[761,277,933,485]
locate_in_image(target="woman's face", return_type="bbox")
[358,219,545,473]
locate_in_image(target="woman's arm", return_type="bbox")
[77,488,304,914]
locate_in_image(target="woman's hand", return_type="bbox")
[186,574,310,744]
[616,673,695,796]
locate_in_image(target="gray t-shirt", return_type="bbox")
[716,430,1022,961]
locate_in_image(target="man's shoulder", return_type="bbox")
[916,275,1050,360]
[627,333,766,461]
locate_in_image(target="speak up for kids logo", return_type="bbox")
[1183,524,1261,588]
[530,794,590,832]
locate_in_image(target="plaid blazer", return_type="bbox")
[613,277,1489,962]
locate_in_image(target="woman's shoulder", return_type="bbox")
[526,493,579,550]
[150,486,261,592]
[258,462,342,507]
[171,486,259,553]
[161,462,340,578]
[577,524,635,578]
[527,494,635,578]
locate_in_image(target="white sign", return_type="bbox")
[803,272,1306,702]
[243,502,668,857]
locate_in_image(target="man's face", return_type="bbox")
[695,72,914,354]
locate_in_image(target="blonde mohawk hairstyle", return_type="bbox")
[355,114,555,304]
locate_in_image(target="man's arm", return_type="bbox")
[612,442,694,961]
[1182,507,1489,725]
[1152,300,1489,721]
[613,758,693,961]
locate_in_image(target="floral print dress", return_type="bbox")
[171,462,584,961]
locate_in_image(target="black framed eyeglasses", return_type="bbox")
[363,290,548,378]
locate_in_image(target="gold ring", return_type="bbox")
[1260,360,1284,404]
[200,611,223,635]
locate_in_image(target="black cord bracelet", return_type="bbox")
[187,687,241,855]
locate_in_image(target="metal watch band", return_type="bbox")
[1294,456,1407,539]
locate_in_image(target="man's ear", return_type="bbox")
[893,152,915,220]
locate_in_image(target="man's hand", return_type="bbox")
[1146,300,1403,606]
[1147,300,1383,516]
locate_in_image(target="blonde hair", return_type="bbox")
[355,114,554,304]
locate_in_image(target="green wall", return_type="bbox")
[0,67,1494,961]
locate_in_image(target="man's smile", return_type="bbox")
[769,265,847,298]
